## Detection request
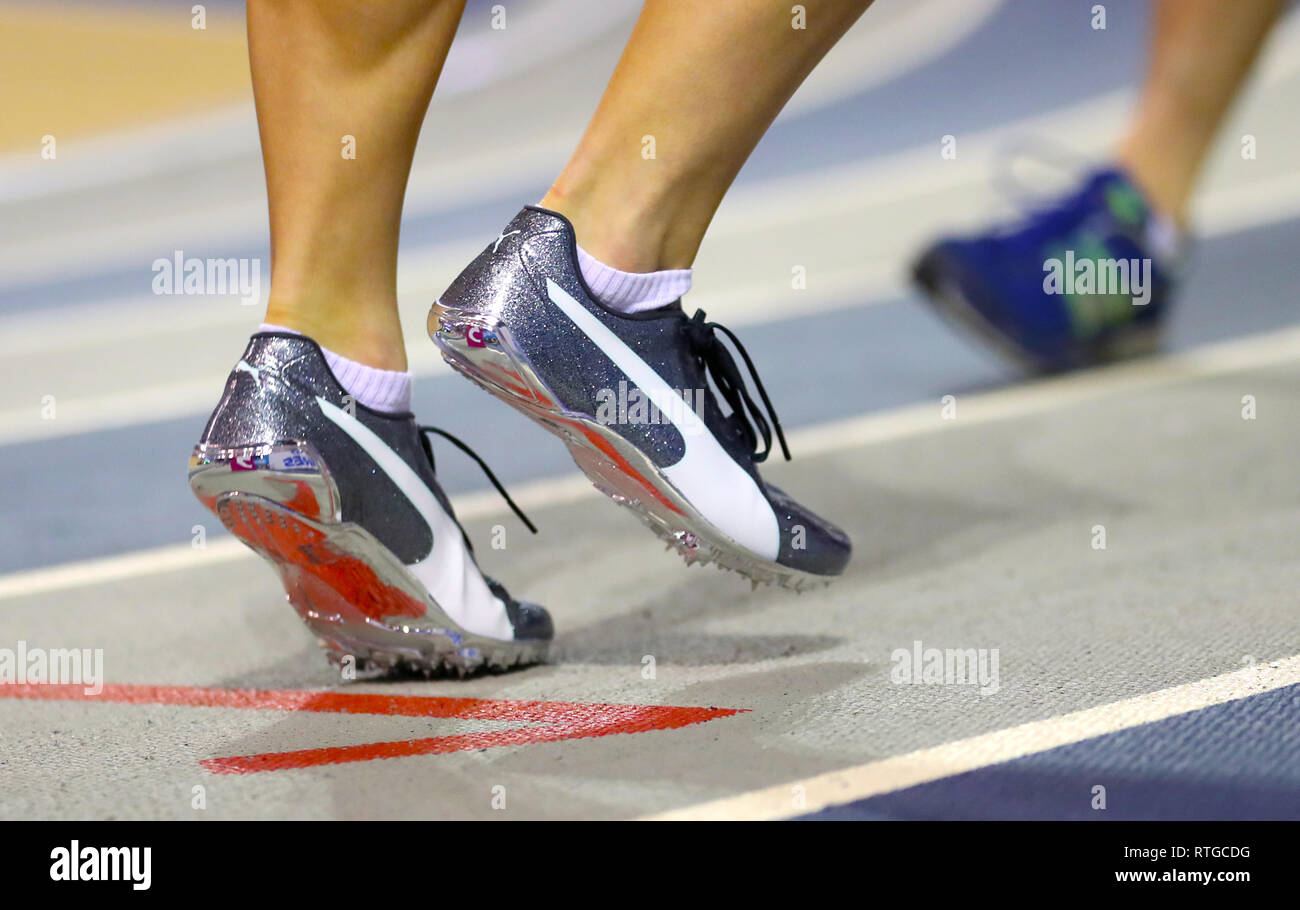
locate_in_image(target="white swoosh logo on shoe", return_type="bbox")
[545,278,779,560]
[235,360,264,388]
[316,397,513,641]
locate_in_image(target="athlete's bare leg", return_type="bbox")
[250,0,465,371]
[1116,0,1285,224]
[540,1,873,272]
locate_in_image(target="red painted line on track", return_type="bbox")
[0,683,744,773]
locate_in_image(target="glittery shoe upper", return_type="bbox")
[195,333,551,641]
[439,207,851,577]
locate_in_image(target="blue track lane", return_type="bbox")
[4,0,1299,572]
[3,214,1300,572]
[798,683,1300,820]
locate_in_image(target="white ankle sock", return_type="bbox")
[576,245,692,314]
[258,323,413,413]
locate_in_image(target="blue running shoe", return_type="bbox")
[913,166,1182,372]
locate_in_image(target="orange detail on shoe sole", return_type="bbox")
[572,422,685,516]
[478,359,555,408]
[446,331,679,515]
[276,477,325,521]
[218,497,425,621]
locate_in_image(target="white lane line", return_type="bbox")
[783,0,1003,119]
[794,323,1300,459]
[0,379,244,448]
[643,654,1300,820]
[0,538,249,601]
[0,472,593,603]
[2,323,1297,601]
[436,0,638,96]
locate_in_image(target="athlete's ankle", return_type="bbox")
[263,300,408,373]
[539,188,653,270]
[540,176,704,273]
[1114,141,1194,229]
[258,320,412,413]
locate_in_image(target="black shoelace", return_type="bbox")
[418,426,537,554]
[683,309,790,464]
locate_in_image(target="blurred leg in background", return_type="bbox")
[912,0,1286,374]
[1117,0,1287,226]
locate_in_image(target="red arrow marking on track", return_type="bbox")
[0,683,744,773]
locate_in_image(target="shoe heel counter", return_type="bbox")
[433,207,562,324]
[430,298,561,415]
[436,242,500,320]
[194,366,262,452]
[188,441,341,523]
[189,339,341,522]
[431,209,586,410]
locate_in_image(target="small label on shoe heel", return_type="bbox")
[231,455,262,472]
[224,447,317,472]
[268,448,319,472]
[190,441,340,523]
[465,326,500,348]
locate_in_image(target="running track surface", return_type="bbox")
[1,0,1298,820]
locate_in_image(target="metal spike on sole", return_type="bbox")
[620,493,833,592]
[317,639,547,679]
